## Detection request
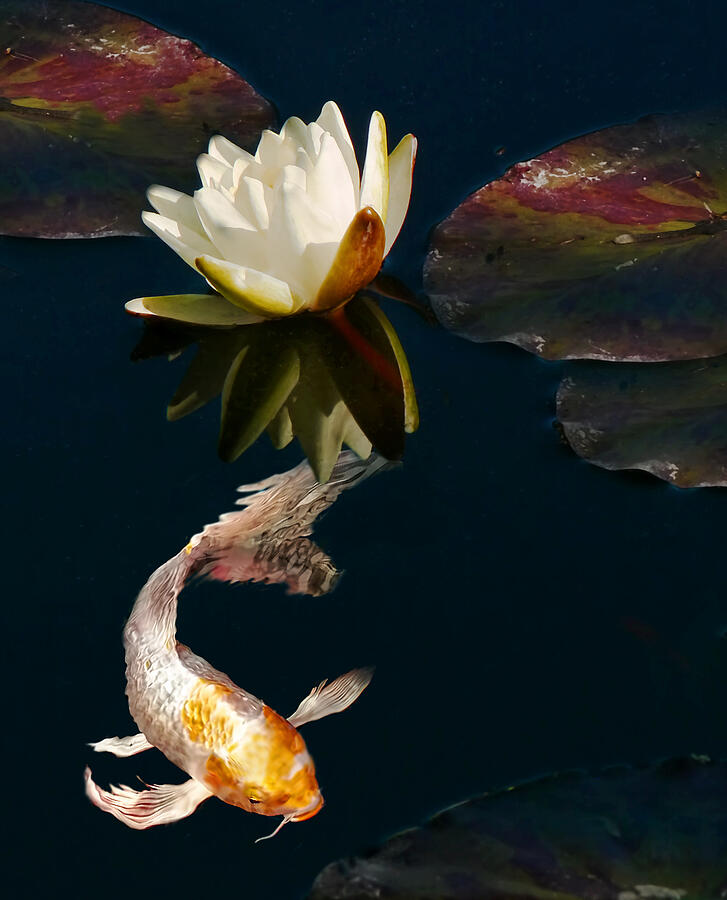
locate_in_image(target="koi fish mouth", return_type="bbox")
[291,794,324,822]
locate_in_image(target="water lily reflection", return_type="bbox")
[131,295,418,482]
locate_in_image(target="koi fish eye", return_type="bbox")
[248,797,261,805]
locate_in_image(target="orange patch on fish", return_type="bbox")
[201,703,320,817]
[181,679,235,749]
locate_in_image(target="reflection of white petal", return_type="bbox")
[196,255,297,316]
[142,211,216,268]
[307,134,356,233]
[147,185,206,238]
[359,111,389,223]
[384,134,417,255]
[343,417,372,461]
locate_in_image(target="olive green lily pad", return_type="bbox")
[130,297,418,482]
[557,355,727,488]
[309,756,727,899]
[426,111,727,361]
[0,0,273,237]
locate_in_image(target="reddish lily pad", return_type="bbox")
[310,756,727,899]
[426,111,727,361]
[0,0,273,237]
[557,355,727,488]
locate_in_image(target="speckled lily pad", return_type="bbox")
[557,356,727,488]
[131,296,418,482]
[426,111,727,361]
[0,0,273,237]
[309,757,727,899]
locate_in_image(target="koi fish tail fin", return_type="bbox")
[191,451,393,596]
[233,449,391,528]
[206,450,391,542]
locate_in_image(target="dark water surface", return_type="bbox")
[5,1,727,896]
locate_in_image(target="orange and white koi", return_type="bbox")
[85,452,385,837]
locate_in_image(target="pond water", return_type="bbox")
[5,0,727,896]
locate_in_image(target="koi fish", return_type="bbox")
[85,452,386,837]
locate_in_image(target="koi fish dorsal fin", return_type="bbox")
[287,667,374,728]
[84,768,211,830]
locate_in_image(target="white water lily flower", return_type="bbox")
[127,101,416,324]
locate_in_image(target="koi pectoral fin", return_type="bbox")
[84,767,211,830]
[287,667,374,727]
[88,733,153,757]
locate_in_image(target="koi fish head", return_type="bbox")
[202,705,324,821]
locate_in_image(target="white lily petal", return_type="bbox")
[280,116,310,150]
[316,101,359,199]
[141,103,413,323]
[359,111,389,223]
[307,133,357,233]
[302,240,339,300]
[142,211,217,268]
[307,121,325,156]
[383,133,417,256]
[194,187,267,270]
[268,182,340,301]
[208,135,255,170]
[275,164,307,193]
[196,153,232,190]
[234,175,270,230]
[147,185,206,238]
[311,206,385,311]
[257,129,298,170]
[195,255,296,317]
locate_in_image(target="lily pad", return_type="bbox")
[557,356,727,488]
[131,296,418,482]
[426,111,727,361]
[310,756,727,899]
[0,0,273,237]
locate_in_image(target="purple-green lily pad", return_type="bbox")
[309,756,727,899]
[426,111,727,361]
[0,0,273,237]
[557,355,727,488]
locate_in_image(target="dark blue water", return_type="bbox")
[4,1,727,896]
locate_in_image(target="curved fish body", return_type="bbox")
[85,452,383,834]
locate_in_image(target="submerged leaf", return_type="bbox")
[0,0,273,237]
[310,757,727,899]
[557,355,727,488]
[426,111,727,361]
